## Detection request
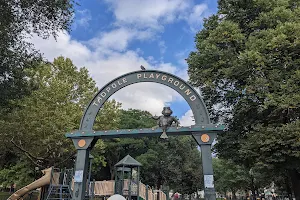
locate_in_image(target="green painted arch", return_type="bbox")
[80,70,211,130]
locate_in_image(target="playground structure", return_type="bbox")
[92,180,166,200]
[90,155,168,200]
[7,155,167,200]
[8,168,53,200]
[8,167,73,200]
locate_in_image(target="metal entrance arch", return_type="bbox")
[66,70,224,200]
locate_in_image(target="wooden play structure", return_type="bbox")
[7,155,167,200]
[91,179,166,200]
[90,155,167,200]
[8,167,73,200]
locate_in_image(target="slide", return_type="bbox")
[8,167,53,200]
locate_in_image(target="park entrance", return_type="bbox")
[65,70,224,200]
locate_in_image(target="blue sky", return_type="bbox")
[31,0,218,125]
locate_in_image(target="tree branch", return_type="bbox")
[24,153,44,168]
[54,150,77,167]
[10,139,46,161]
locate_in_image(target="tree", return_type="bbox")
[118,109,157,129]
[187,0,300,198]
[93,109,156,180]
[137,136,203,194]
[213,158,271,199]
[213,158,248,198]
[0,57,121,187]
[0,0,75,109]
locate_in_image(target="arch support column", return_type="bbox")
[72,137,96,200]
[193,133,217,200]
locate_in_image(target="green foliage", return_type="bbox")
[95,100,122,130]
[137,136,203,194]
[0,159,34,188]
[0,0,75,109]
[119,109,156,129]
[213,158,248,194]
[187,0,300,196]
[0,57,120,171]
[213,158,274,196]
[93,109,155,180]
[240,121,300,170]
[1,57,96,168]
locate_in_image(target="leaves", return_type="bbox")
[0,0,75,109]
[137,136,203,193]
[1,57,104,169]
[187,0,300,196]
[213,158,249,193]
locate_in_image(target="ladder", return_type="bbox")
[45,185,72,200]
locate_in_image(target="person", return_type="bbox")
[107,194,126,200]
[10,183,15,193]
[174,193,179,200]
[261,193,265,200]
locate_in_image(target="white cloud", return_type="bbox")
[74,9,92,29]
[104,0,209,32]
[88,28,154,52]
[179,109,195,126]
[158,41,167,55]
[185,4,208,32]
[105,0,191,29]
[29,31,185,116]
[189,4,208,24]
[175,49,190,67]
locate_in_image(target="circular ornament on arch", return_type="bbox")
[78,139,86,148]
[201,134,210,143]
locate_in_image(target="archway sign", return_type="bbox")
[65,70,224,200]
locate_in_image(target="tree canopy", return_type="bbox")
[187,0,300,198]
[137,136,203,193]
[0,57,120,187]
[0,0,75,109]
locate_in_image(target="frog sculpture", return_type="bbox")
[152,107,179,139]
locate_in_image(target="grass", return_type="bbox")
[0,191,39,200]
[0,192,10,200]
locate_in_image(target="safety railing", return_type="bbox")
[92,180,166,200]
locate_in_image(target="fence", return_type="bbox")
[92,180,167,200]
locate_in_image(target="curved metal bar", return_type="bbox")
[80,70,211,130]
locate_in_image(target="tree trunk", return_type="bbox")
[245,189,249,200]
[109,162,114,180]
[285,176,293,200]
[251,189,256,200]
[157,178,162,190]
[289,169,300,200]
[232,189,237,200]
[250,177,257,200]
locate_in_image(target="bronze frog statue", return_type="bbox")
[152,107,179,139]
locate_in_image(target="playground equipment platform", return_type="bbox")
[91,180,166,200]
[7,168,166,200]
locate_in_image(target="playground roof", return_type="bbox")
[115,155,142,167]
